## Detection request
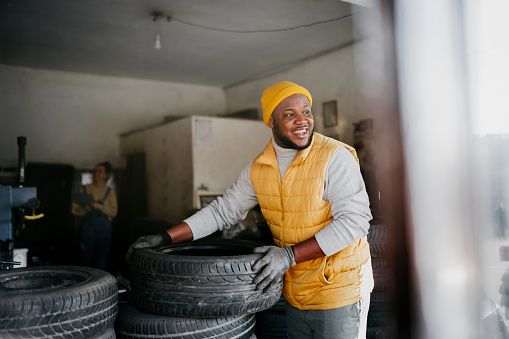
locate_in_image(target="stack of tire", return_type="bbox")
[115,239,282,339]
[0,266,118,339]
[254,295,287,338]
[366,223,393,339]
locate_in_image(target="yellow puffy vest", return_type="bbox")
[250,133,371,310]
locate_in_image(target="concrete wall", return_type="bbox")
[224,44,371,146]
[0,65,225,169]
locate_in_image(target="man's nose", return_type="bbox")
[295,112,307,124]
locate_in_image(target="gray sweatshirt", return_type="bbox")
[184,138,373,256]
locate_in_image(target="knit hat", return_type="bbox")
[261,81,312,127]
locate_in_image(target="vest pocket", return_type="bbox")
[287,258,332,289]
[322,257,335,283]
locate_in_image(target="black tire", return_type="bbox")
[375,328,395,339]
[130,239,282,318]
[92,328,116,339]
[255,312,287,338]
[254,295,287,339]
[372,258,390,271]
[372,270,391,292]
[367,224,389,259]
[368,224,392,338]
[259,293,286,314]
[0,265,118,339]
[116,218,173,279]
[115,301,255,339]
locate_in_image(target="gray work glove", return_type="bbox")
[252,245,296,292]
[125,232,172,262]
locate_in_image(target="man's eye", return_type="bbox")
[285,113,294,118]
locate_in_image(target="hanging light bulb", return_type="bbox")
[152,12,170,50]
[154,32,161,49]
[153,12,162,50]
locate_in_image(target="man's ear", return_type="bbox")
[268,115,274,128]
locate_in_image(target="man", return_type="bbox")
[126,81,373,339]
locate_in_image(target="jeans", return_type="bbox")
[80,210,112,270]
[286,294,371,339]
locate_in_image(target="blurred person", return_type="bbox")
[126,81,373,339]
[73,162,117,270]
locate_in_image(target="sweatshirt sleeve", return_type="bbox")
[314,147,372,256]
[184,162,259,240]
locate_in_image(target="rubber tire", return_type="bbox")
[130,239,282,317]
[115,301,255,339]
[367,224,389,259]
[254,295,287,339]
[0,265,118,339]
[93,328,116,339]
[367,224,392,339]
[264,294,287,313]
[255,312,287,338]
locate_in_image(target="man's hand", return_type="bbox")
[125,232,172,262]
[252,246,296,292]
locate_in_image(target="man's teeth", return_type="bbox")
[294,129,307,134]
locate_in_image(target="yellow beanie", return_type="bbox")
[261,81,312,127]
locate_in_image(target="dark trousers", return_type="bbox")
[286,294,371,339]
[80,210,112,270]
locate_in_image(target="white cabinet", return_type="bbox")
[120,116,272,224]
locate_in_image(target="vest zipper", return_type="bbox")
[280,167,287,248]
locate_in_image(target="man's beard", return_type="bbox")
[273,120,314,150]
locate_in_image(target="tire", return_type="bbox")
[115,301,255,339]
[92,328,116,339]
[255,312,287,338]
[367,224,389,259]
[367,224,392,339]
[371,258,390,271]
[0,265,118,339]
[130,239,282,318]
[254,295,287,339]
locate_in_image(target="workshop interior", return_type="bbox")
[1,1,508,338]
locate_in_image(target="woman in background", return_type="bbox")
[72,162,117,270]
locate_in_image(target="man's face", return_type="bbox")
[269,94,314,150]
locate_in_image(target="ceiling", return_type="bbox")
[0,0,367,88]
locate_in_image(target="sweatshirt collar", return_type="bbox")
[256,134,315,167]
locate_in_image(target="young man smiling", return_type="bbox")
[269,91,314,150]
[127,81,373,339]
